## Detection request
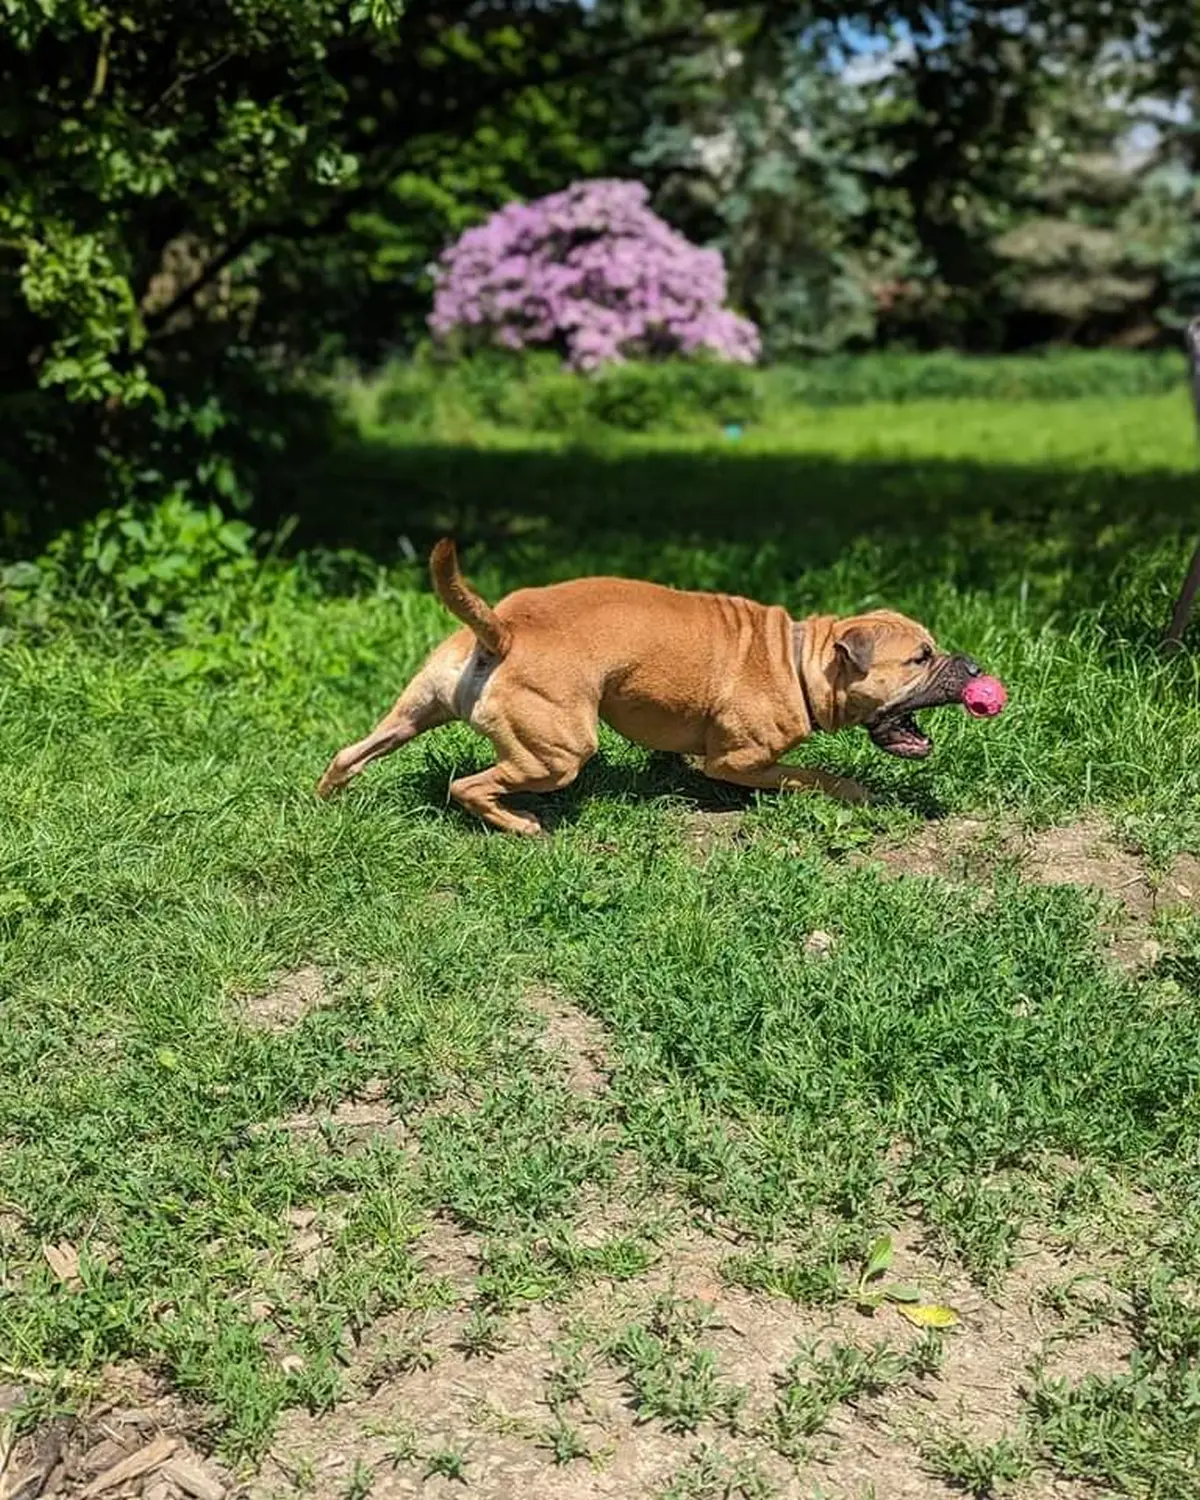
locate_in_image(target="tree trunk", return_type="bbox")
[1162,316,1200,653]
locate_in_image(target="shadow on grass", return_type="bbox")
[292,433,1200,830]
[383,736,951,837]
[272,435,1200,645]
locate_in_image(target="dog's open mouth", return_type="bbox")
[868,712,933,760]
[865,655,983,760]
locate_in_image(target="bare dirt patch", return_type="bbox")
[809,1411,962,1500]
[877,1226,1131,1500]
[679,809,745,861]
[234,965,332,1032]
[916,1244,1124,1438]
[1023,821,1199,921]
[244,1194,1133,1500]
[523,989,612,1098]
[870,816,1200,967]
[233,984,1137,1500]
[0,1368,232,1500]
[410,1216,482,1299]
[267,1078,414,1155]
[872,816,1200,916]
[249,1244,801,1500]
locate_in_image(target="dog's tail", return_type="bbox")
[429,538,512,659]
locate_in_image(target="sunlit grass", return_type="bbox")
[2,392,1199,1490]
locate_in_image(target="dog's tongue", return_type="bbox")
[962,675,1007,719]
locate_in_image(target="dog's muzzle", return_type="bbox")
[866,654,981,760]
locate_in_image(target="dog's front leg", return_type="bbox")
[699,752,869,806]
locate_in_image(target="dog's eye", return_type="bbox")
[911,645,933,665]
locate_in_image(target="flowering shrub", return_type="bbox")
[429,179,760,370]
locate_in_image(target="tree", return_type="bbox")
[428,179,759,369]
[621,2,1200,353]
[631,14,881,356]
[0,0,680,541]
[5,0,1198,548]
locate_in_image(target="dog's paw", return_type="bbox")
[315,764,345,799]
[476,806,546,836]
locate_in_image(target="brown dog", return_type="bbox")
[317,540,982,834]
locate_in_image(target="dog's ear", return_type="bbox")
[834,623,876,676]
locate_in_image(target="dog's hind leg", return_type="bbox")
[448,759,585,836]
[316,667,453,799]
[448,710,598,835]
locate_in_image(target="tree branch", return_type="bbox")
[88,25,111,103]
[142,228,259,334]
[143,21,694,338]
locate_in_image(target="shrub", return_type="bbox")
[2,496,256,626]
[373,364,440,429]
[523,373,596,432]
[368,348,1177,439]
[587,361,761,431]
[765,349,1185,406]
[429,179,760,370]
[372,353,761,434]
[584,364,676,430]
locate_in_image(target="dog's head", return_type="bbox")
[827,610,980,759]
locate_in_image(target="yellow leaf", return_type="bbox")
[897,1302,959,1328]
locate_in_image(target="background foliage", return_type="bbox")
[2,0,1199,562]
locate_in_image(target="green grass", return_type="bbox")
[3,389,1200,1494]
[361,349,1187,440]
[768,1339,914,1461]
[922,1430,1034,1497]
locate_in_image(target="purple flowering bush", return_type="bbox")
[429,179,760,370]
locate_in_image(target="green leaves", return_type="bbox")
[35,495,258,621]
[12,219,149,402]
[855,1234,960,1328]
[862,1234,894,1286]
[0,0,647,530]
[349,0,406,31]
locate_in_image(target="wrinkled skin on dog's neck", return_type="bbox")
[791,616,841,732]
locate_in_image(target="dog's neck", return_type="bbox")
[791,615,842,733]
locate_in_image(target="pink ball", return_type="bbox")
[962,675,1007,719]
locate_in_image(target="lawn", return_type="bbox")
[3,389,1200,1500]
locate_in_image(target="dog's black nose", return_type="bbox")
[960,655,981,677]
